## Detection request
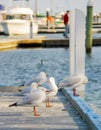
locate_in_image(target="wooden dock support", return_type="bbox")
[86,0,93,53]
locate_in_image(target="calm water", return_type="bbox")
[0,47,101,110]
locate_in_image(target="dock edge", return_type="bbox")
[62,88,101,130]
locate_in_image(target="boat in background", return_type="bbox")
[0,7,38,35]
[0,11,5,33]
[0,4,6,34]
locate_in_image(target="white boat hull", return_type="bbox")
[1,19,38,35]
[0,7,39,35]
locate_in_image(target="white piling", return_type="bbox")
[30,20,33,39]
[70,9,86,97]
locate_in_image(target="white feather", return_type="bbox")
[16,88,46,106]
[58,74,88,89]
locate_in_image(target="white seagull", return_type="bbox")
[24,71,47,86]
[45,77,58,107]
[18,82,38,96]
[18,77,58,107]
[58,74,88,96]
[9,87,46,116]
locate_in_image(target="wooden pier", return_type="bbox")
[1,34,101,50]
[0,87,90,130]
[0,86,101,130]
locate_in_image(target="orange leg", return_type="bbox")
[46,98,52,107]
[33,106,41,116]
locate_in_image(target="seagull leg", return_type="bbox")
[46,98,52,107]
[33,106,41,116]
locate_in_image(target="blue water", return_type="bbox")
[0,47,101,110]
[85,47,101,109]
[0,48,69,86]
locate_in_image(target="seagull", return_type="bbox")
[45,77,58,107]
[9,87,46,116]
[18,82,38,96]
[18,77,58,107]
[58,74,88,96]
[24,71,47,86]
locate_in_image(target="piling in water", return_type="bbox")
[30,21,33,39]
[86,1,93,53]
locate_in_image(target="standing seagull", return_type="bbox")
[24,71,47,86]
[45,77,58,107]
[58,74,88,96]
[9,88,46,116]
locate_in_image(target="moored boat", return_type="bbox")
[0,7,38,35]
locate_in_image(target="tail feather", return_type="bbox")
[9,102,17,107]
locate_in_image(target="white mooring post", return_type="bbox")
[70,9,86,97]
[30,20,33,39]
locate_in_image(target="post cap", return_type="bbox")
[87,0,93,6]
[46,8,50,12]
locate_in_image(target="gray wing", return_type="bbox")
[17,89,46,106]
[58,76,81,88]
[24,76,45,86]
[20,86,32,94]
